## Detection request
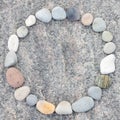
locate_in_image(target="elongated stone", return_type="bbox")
[25,15,36,27]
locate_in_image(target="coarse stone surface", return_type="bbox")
[0,0,120,120]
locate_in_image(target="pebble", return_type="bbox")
[81,13,93,26]
[25,15,36,27]
[88,86,102,100]
[103,42,116,54]
[55,101,72,115]
[66,7,80,21]
[6,67,24,88]
[4,51,17,67]
[102,31,113,42]
[8,34,19,52]
[14,86,30,101]
[100,54,116,74]
[92,18,106,32]
[17,26,29,38]
[35,8,52,23]
[72,96,94,112]
[36,100,55,115]
[52,6,66,20]
[95,75,111,89]
[26,94,38,106]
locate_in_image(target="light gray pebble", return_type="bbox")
[103,42,116,54]
[88,86,102,100]
[92,18,106,32]
[72,96,94,112]
[26,94,38,106]
[5,51,17,67]
[102,31,113,42]
[25,15,36,27]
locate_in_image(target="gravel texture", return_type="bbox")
[0,0,120,120]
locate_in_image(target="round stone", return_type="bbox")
[14,86,30,101]
[103,42,116,54]
[35,8,52,23]
[4,51,17,67]
[55,101,72,115]
[17,26,29,38]
[72,96,94,112]
[88,86,102,100]
[92,18,106,32]
[95,75,111,89]
[81,13,93,26]
[102,31,113,42]
[52,6,66,20]
[8,34,19,52]
[36,100,55,115]
[26,94,38,106]
[66,7,80,21]
[6,67,24,88]
[25,15,36,27]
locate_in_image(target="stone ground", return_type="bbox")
[0,0,120,120]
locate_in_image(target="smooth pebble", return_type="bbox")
[102,31,113,42]
[25,15,36,27]
[17,26,28,38]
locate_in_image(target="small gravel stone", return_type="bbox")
[66,7,80,21]
[103,42,116,54]
[88,86,102,100]
[72,96,94,112]
[17,26,29,38]
[95,75,111,89]
[25,15,36,27]
[81,13,93,26]
[100,54,116,74]
[35,8,52,23]
[52,6,66,20]
[8,34,19,52]
[14,86,30,101]
[55,101,72,115]
[92,18,106,32]
[36,100,55,115]
[5,51,17,67]
[6,67,24,88]
[26,94,38,106]
[102,31,113,42]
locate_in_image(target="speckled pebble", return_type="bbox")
[66,7,80,21]
[17,26,29,38]
[5,51,17,67]
[102,31,113,42]
[55,101,72,115]
[52,6,66,20]
[92,18,106,32]
[25,15,36,27]
[72,96,94,112]
[88,86,102,100]
[26,94,38,106]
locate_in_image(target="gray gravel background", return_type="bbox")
[0,0,120,120]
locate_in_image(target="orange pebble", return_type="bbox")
[36,100,55,114]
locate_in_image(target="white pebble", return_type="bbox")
[102,31,113,42]
[25,15,36,27]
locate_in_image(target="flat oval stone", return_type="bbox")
[100,54,116,74]
[35,8,52,23]
[26,94,38,106]
[8,34,19,52]
[92,18,106,32]
[81,13,93,26]
[95,75,111,89]
[102,31,113,42]
[25,15,36,27]
[5,51,17,67]
[14,86,30,101]
[103,42,116,54]
[88,86,102,100]
[17,26,29,38]
[52,6,66,20]
[6,67,24,88]
[55,101,72,115]
[72,96,94,112]
[36,100,55,115]
[66,7,80,21]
